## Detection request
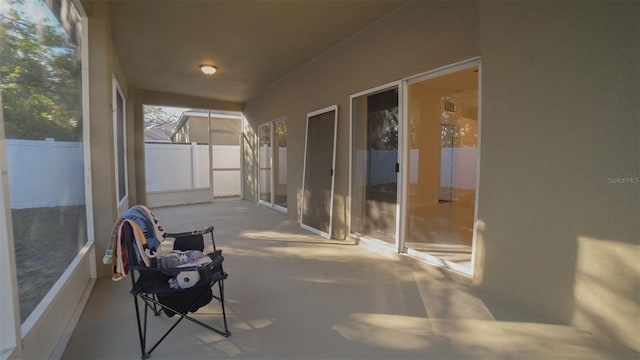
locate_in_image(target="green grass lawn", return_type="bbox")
[12,205,87,322]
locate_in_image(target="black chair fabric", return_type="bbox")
[121,221,230,359]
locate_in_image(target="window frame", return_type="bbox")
[0,0,95,354]
[257,117,288,213]
[112,76,128,214]
[300,105,338,238]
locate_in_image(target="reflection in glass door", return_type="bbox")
[404,64,479,273]
[257,119,287,211]
[273,120,287,210]
[350,85,399,245]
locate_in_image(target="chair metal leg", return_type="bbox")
[131,278,230,358]
[218,279,231,337]
[132,294,150,359]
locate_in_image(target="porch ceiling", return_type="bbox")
[109,1,407,103]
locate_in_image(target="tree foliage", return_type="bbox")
[0,0,82,141]
[143,105,179,130]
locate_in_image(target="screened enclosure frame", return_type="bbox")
[0,0,96,353]
[208,110,244,201]
[300,105,338,239]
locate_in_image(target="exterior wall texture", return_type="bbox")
[477,1,639,351]
[243,1,639,352]
[245,1,480,239]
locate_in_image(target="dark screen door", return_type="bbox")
[301,106,337,238]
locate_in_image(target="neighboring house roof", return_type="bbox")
[145,122,177,142]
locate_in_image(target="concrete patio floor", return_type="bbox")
[63,200,638,359]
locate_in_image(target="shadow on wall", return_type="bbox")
[332,193,347,240]
[573,236,640,351]
[477,217,639,352]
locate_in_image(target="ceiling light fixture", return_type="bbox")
[199,64,217,75]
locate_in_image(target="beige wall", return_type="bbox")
[476,1,639,351]
[86,1,121,280]
[131,88,145,205]
[244,1,480,240]
[186,116,209,143]
[244,0,639,352]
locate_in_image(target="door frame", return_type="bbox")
[300,105,338,238]
[112,75,128,215]
[208,110,244,201]
[271,117,288,213]
[348,81,403,252]
[256,117,288,213]
[347,57,482,277]
[401,57,481,276]
[257,122,273,207]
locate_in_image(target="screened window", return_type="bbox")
[0,0,87,322]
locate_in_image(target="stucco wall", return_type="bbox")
[244,1,480,240]
[477,1,639,351]
[87,1,121,280]
[243,0,639,352]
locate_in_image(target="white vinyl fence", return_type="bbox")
[145,143,241,197]
[6,139,85,209]
[211,145,242,197]
[145,143,210,191]
[356,147,478,189]
[258,146,287,193]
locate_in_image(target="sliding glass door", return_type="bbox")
[350,85,399,246]
[257,119,287,211]
[273,119,287,210]
[349,60,480,275]
[258,124,272,203]
[403,63,479,273]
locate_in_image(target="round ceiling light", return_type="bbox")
[199,64,217,75]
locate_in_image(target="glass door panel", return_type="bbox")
[350,87,399,245]
[258,124,271,203]
[273,120,287,209]
[405,65,479,272]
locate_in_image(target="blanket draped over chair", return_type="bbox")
[109,205,167,280]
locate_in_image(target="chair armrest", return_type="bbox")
[166,226,214,239]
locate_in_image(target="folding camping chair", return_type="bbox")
[122,222,230,359]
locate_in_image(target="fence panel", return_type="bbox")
[212,145,241,198]
[145,143,241,197]
[6,139,85,209]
